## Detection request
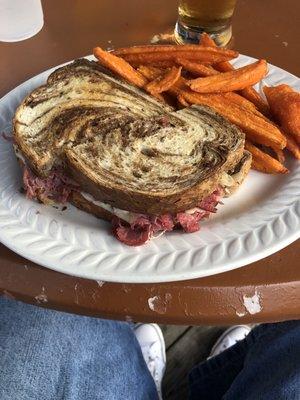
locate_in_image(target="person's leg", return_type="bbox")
[189,325,251,400]
[0,297,158,400]
[189,321,300,400]
[224,321,300,400]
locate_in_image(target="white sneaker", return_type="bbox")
[134,323,166,399]
[209,325,252,358]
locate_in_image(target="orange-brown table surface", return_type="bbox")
[0,0,299,325]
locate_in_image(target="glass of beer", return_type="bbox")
[175,0,238,46]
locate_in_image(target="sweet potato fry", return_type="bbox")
[238,87,271,116]
[217,63,270,115]
[177,93,190,107]
[264,85,300,144]
[114,46,238,65]
[200,34,246,75]
[216,60,271,115]
[138,64,262,116]
[199,33,270,115]
[188,60,268,93]
[138,66,188,97]
[146,61,176,68]
[177,61,264,115]
[181,90,287,149]
[199,33,216,47]
[114,44,238,57]
[137,65,163,80]
[119,52,237,65]
[265,84,294,94]
[167,76,189,96]
[129,60,175,68]
[251,158,272,173]
[245,141,288,174]
[93,47,147,88]
[145,66,182,95]
[254,143,285,164]
[222,92,260,114]
[175,58,218,77]
[200,33,236,73]
[284,131,300,160]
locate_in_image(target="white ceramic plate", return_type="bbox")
[0,55,299,283]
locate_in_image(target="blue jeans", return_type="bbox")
[189,321,300,400]
[0,297,299,400]
[0,298,158,400]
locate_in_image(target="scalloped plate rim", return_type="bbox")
[0,225,299,282]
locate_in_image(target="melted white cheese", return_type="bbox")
[219,171,235,188]
[220,168,247,195]
[80,191,138,224]
[81,192,211,222]
[185,207,203,215]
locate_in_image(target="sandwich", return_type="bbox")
[13,59,251,245]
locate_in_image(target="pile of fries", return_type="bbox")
[93,34,300,174]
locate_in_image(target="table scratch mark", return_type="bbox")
[74,283,79,305]
[35,286,48,304]
[243,290,262,315]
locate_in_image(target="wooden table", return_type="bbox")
[0,0,299,325]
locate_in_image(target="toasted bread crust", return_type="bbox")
[14,59,247,215]
[71,151,250,219]
[225,150,252,196]
[65,146,243,215]
[13,59,170,177]
[64,104,244,214]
